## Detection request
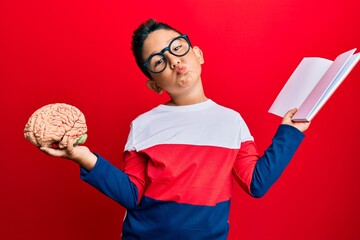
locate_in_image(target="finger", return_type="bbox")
[58,135,69,149]
[284,108,297,118]
[40,146,64,158]
[66,137,75,155]
[289,108,297,115]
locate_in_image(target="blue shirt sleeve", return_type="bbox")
[250,124,305,198]
[80,154,139,209]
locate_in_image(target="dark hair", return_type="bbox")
[131,19,182,79]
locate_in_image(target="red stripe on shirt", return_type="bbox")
[123,141,260,206]
[142,144,239,206]
[232,141,260,194]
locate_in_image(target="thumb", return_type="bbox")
[281,108,297,125]
[65,137,75,156]
[284,108,297,118]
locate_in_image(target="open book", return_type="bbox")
[269,48,360,122]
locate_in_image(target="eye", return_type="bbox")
[173,44,183,52]
[154,57,165,68]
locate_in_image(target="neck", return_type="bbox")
[165,76,207,106]
[166,94,208,106]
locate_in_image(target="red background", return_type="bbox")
[1,0,360,239]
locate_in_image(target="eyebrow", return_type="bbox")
[148,35,181,56]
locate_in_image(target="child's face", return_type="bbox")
[142,29,204,96]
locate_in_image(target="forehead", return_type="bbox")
[142,29,181,59]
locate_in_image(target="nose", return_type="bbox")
[165,52,181,69]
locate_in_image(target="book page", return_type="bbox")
[293,48,357,121]
[306,52,360,121]
[268,57,333,117]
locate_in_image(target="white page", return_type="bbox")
[268,57,333,117]
[307,52,360,120]
[293,48,357,121]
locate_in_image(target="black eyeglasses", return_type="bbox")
[143,34,191,74]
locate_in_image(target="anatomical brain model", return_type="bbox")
[24,103,88,149]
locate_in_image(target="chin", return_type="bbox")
[177,78,192,87]
[178,72,195,84]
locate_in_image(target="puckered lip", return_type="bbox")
[175,64,187,75]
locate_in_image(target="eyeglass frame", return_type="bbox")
[142,34,192,74]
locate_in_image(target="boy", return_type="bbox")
[41,19,310,239]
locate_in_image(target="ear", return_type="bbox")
[146,79,164,94]
[193,46,204,64]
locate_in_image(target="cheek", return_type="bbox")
[186,51,203,67]
[187,57,203,73]
[152,71,173,85]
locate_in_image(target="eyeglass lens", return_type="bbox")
[147,36,190,73]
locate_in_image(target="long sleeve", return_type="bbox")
[232,124,305,198]
[80,151,147,209]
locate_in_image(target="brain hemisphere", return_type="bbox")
[24,103,87,148]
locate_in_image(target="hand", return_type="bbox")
[281,108,310,133]
[40,137,97,171]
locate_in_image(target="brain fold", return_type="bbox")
[24,103,87,148]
